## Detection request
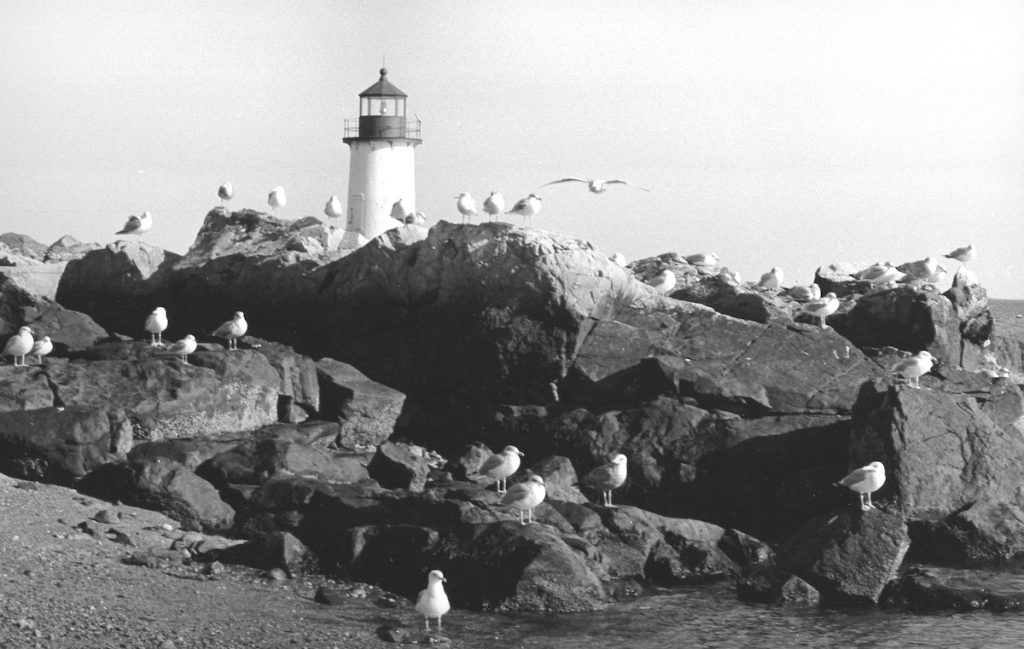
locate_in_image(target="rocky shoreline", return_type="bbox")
[3,212,1024,642]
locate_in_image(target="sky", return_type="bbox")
[2,0,1023,297]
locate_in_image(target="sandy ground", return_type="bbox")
[0,472,463,649]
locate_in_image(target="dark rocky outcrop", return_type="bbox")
[776,509,910,605]
[885,565,1024,613]
[851,376,1024,564]
[0,406,131,483]
[316,358,406,450]
[78,457,235,533]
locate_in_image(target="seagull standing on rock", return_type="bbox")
[390,198,412,223]
[268,186,287,215]
[3,326,34,367]
[116,211,153,238]
[758,267,784,290]
[501,474,546,525]
[162,334,198,365]
[30,336,53,365]
[145,307,168,346]
[539,177,650,193]
[507,194,542,227]
[324,196,343,220]
[837,462,886,511]
[685,252,720,270]
[218,182,234,208]
[583,454,628,507]
[482,191,504,222]
[801,292,839,329]
[211,311,248,350]
[479,445,524,493]
[610,252,628,268]
[788,283,821,302]
[648,268,677,295]
[455,192,478,223]
[415,570,450,632]
[893,350,935,388]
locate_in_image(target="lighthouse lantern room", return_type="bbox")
[340,68,422,250]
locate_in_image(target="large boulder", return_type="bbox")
[55,240,181,339]
[245,338,320,423]
[850,376,1024,564]
[78,457,235,532]
[39,348,281,441]
[316,358,406,449]
[2,272,109,353]
[776,509,910,605]
[0,406,131,483]
[168,209,340,347]
[885,564,1024,613]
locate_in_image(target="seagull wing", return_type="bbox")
[584,463,615,489]
[605,179,651,192]
[117,215,141,234]
[500,482,530,505]
[478,453,504,475]
[540,178,587,188]
[839,466,870,487]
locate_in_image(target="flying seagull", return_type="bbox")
[540,177,650,193]
[944,243,976,264]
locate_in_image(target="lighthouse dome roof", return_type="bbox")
[359,68,408,98]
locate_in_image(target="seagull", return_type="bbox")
[944,243,976,264]
[324,196,343,220]
[610,252,628,268]
[211,311,248,350]
[409,211,428,226]
[144,307,168,346]
[582,454,628,507]
[758,267,784,290]
[455,192,478,223]
[30,335,53,365]
[390,198,412,223]
[507,194,542,227]
[925,264,948,288]
[867,264,905,287]
[482,191,504,222]
[685,252,719,269]
[218,182,234,209]
[897,256,939,283]
[788,283,821,302]
[116,211,153,238]
[415,570,450,632]
[3,326,34,367]
[837,461,886,511]
[478,445,524,493]
[648,268,677,295]
[893,350,935,388]
[268,186,287,215]
[500,474,546,525]
[801,292,839,329]
[162,334,198,364]
[539,177,650,193]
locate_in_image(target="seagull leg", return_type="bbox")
[437,616,442,631]
[519,510,526,526]
[424,617,429,630]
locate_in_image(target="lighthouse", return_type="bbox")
[339,68,422,250]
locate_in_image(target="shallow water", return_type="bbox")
[446,582,1024,649]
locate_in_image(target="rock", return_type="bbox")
[199,531,307,575]
[0,406,131,484]
[776,509,910,605]
[55,240,181,338]
[831,285,960,360]
[78,458,235,533]
[736,565,821,606]
[247,339,320,422]
[128,439,239,472]
[2,272,109,352]
[814,262,874,298]
[851,378,1024,563]
[885,565,1024,613]
[43,349,281,441]
[0,365,55,411]
[0,233,47,260]
[43,235,102,263]
[367,442,435,492]
[316,358,406,449]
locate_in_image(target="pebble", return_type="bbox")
[94,509,118,524]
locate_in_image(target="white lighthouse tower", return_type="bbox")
[339,68,422,250]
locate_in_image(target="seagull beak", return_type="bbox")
[517,451,524,457]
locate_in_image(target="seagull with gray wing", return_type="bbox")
[540,177,650,193]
